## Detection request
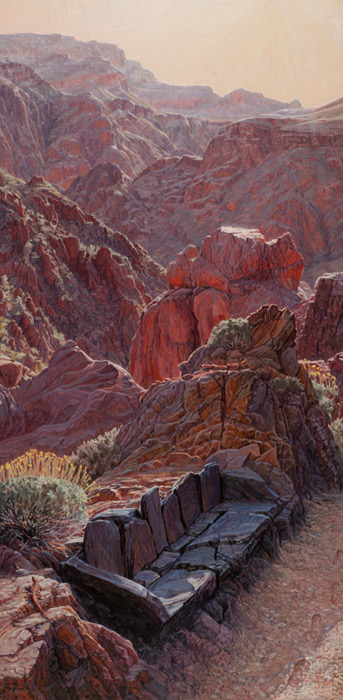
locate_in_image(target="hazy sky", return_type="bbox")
[2,0,343,107]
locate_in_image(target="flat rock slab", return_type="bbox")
[174,473,201,528]
[188,511,270,548]
[134,570,160,587]
[162,493,184,544]
[222,467,279,502]
[169,535,194,553]
[150,551,180,575]
[177,546,217,570]
[211,501,278,518]
[186,511,220,537]
[200,462,221,511]
[141,487,168,554]
[84,519,124,576]
[124,518,157,577]
[149,568,216,617]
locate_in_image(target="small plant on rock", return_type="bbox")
[71,427,122,479]
[330,418,343,459]
[206,318,252,352]
[271,376,304,395]
[300,360,339,420]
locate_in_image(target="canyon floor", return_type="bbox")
[138,492,343,700]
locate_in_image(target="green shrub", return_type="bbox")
[330,418,343,458]
[0,476,88,549]
[312,381,336,419]
[206,318,252,352]
[71,427,122,479]
[271,376,304,395]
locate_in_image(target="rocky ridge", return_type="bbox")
[0,169,164,368]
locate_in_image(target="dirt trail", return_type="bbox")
[193,492,343,700]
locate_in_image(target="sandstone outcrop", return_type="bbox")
[119,306,343,499]
[0,566,154,700]
[0,170,164,368]
[0,341,142,462]
[298,273,343,360]
[130,227,306,387]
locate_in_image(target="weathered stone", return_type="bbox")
[149,568,216,617]
[133,570,160,587]
[62,555,168,636]
[200,462,221,511]
[188,510,270,548]
[150,551,180,575]
[216,542,252,568]
[221,466,280,502]
[169,535,194,553]
[162,493,184,544]
[177,547,217,570]
[186,511,220,536]
[84,519,124,576]
[124,519,157,577]
[141,487,168,554]
[211,501,278,518]
[174,473,201,527]
[91,508,141,525]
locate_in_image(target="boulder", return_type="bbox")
[141,487,168,554]
[130,227,304,387]
[84,519,124,576]
[162,493,185,544]
[174,473,202,528]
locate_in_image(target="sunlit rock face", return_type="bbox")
[130,227,305,388]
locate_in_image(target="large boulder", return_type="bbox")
[130,227,305,387]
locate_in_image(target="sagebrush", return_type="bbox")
[0,476,87,549]
[71,427,122,478]
[271,376,304,395]
[206,318,252,352]
[0,449,92,492]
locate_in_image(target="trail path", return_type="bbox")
[194,493,343,700]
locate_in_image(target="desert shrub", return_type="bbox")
[0,476,87,549]
[331,418,343,459]
[206,318,252,352]
[0,449,92,492]
[271,376,304,395]
[71,427,122,479]
[300,360,339,420]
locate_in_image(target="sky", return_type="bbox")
[1,0,343,107]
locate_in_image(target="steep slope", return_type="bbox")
[0,169,164,368]
[97,104,343,280]
[0,59,219,188]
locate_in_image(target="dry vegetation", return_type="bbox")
[194,493,343,700]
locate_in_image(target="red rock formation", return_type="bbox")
[298,273,343,360]
[130,227,305,387]
[0,567,153,700]
[0,341,142,462]
[101,104,343,281]
[0,170,164,368]
[119,306,343,500]
[0,55,219,188]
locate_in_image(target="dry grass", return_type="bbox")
[195,492,343,700]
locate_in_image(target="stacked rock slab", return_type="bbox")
[63,458,303,636]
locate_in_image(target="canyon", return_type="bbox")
[0,31,342,700]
